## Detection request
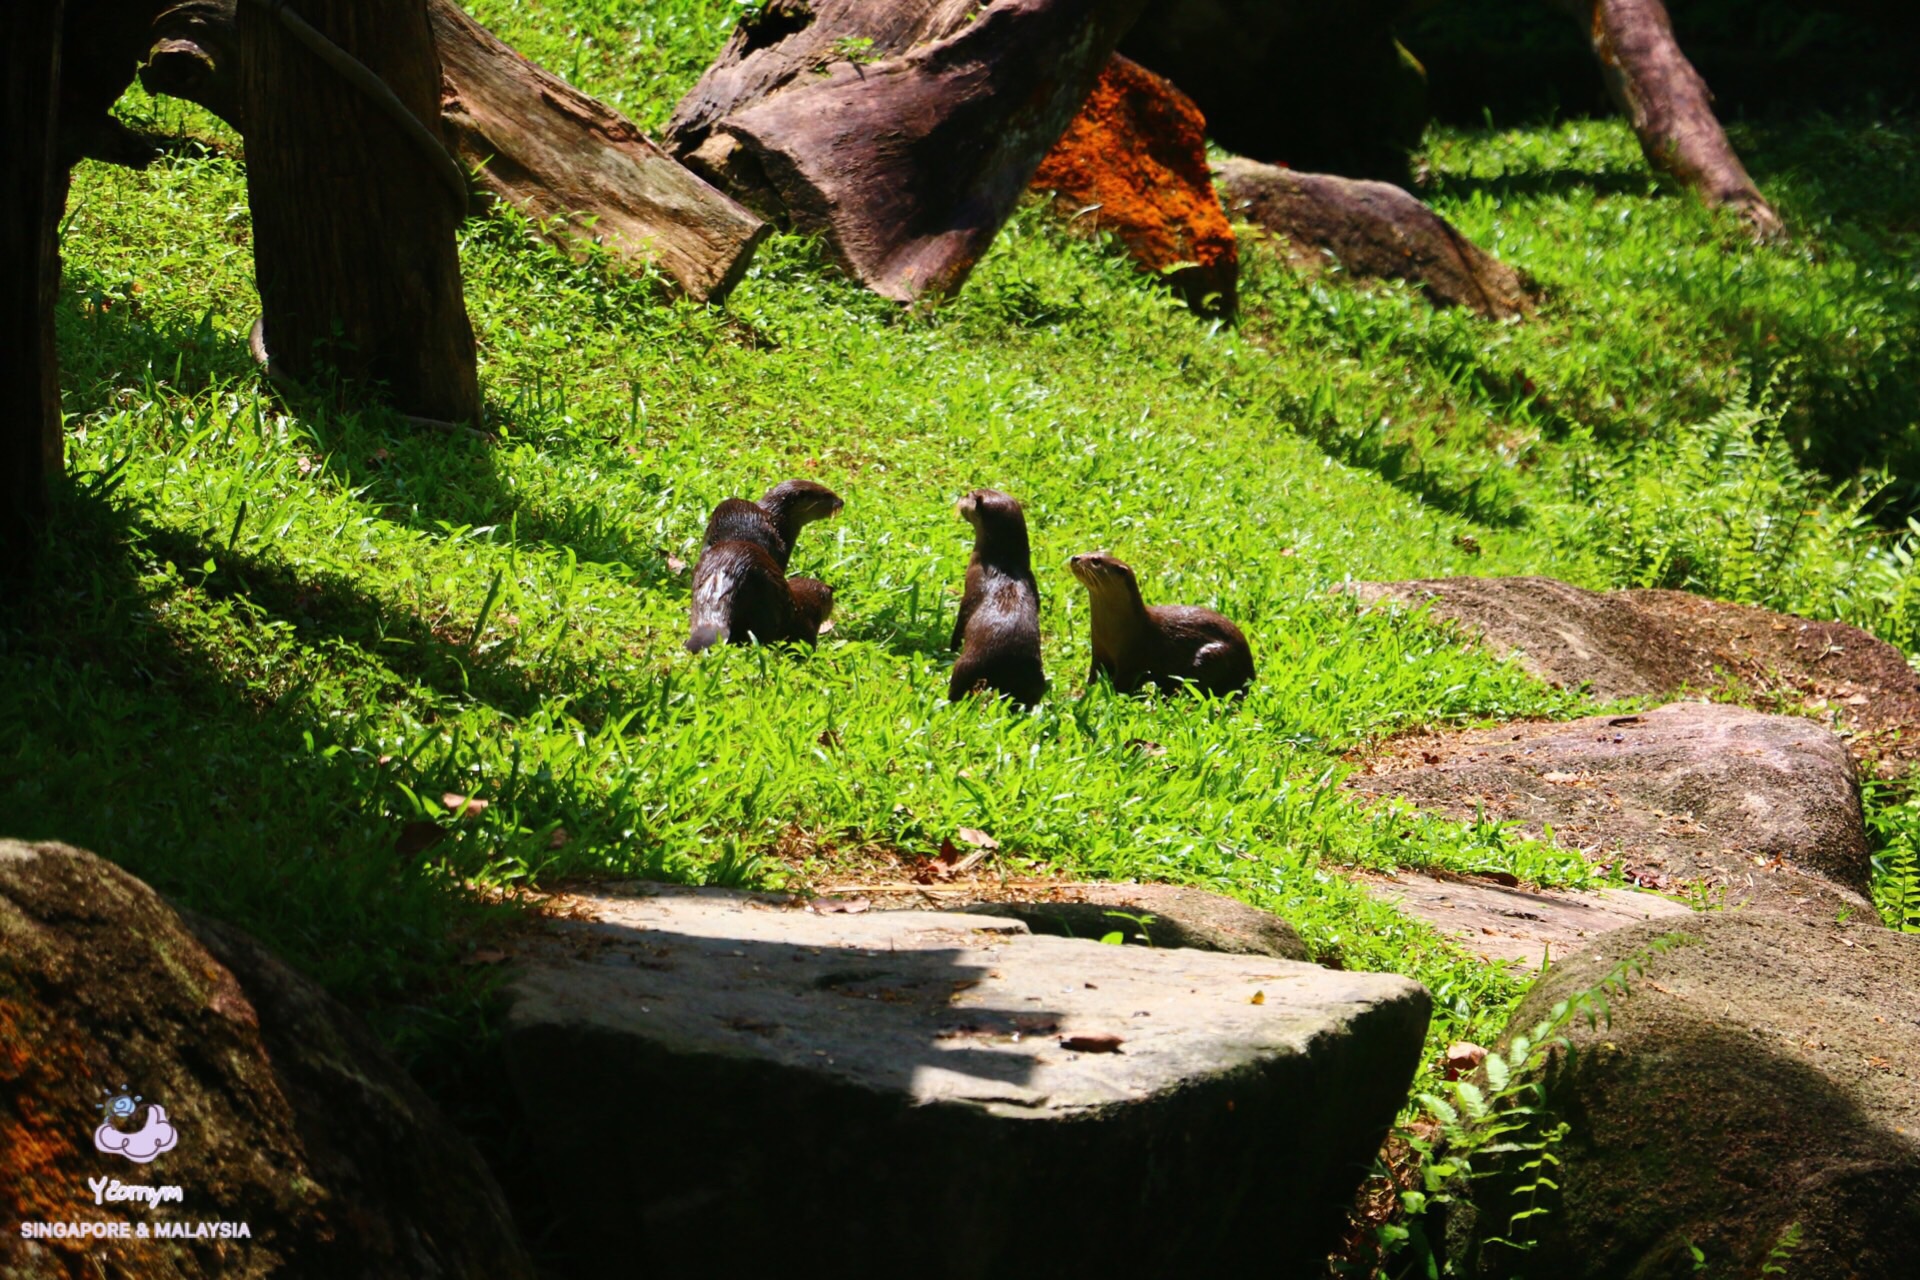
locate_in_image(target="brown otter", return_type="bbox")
[700,479,844,570]
[685,479,842,652]
[1067,552,1254,697]
[948,489,1046,706]
[686,543,835,652]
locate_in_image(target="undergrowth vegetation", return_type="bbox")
[9,2,1920,1235]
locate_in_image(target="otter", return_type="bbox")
[685,479,842,652]
[948,489,1046,706]
[685,545,835,652]
[699,479,843,570]
[1067,552,1254,697]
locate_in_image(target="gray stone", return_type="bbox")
[1349,576,1920,762]
[0,840,532,1280]
[1347,701,1871,918]
[1462,912,1920,1279]
[502,884,1429,1277]
[949,881,1310,961]
[1358,870,1691,969]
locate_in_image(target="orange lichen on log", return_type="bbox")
[1031,54,1237,313]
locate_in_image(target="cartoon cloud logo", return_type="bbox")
[94,1104,179,1164]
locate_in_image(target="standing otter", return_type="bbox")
[1067,552,1254,697]
[948,489,1046,706]
[685,479,842,652]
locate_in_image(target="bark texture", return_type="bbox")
[1216,157,1534,319]
[237,0,481,422]
[1553,0,1783,236]
[3,1,66,577]
[141,0,766,302]
[667,0,1151,301]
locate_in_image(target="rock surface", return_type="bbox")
[957,881,1308,960]
[1030,54,1238,314]
[1351,576,1920,761]
[502,884,1428,1277]
[1217,158,1535,318]
[1348,701,1872,917]
[0,840,532,1280]
[1464,913,1920,1279]
[1358,869,1690,969]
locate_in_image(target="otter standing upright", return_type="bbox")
[948,489,1046,706]
[686,479,842,652]
[1067,552,1254,697]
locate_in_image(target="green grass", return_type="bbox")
[15,2,1920,1096]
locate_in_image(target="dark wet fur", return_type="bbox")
[685,544,834,652]
[1070,554,1254,698]
[949,490,1046,706]
[687,479,841,651]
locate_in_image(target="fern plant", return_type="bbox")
[1865,775,1920,932]
[1363,933,1692,1278]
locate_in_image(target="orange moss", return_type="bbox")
[0,992,99,1252]
[1032,55,1237,311]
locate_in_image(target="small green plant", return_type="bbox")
[1865,774,1920,932]
[826,35,878,66]
[1759,1221,1804,1275]
[1098,910,1157,947]
[1368,933,1692,1277]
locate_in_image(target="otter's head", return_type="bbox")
[955,488,1026,531]
[761,479,845,531]
[1068,552,1140,603]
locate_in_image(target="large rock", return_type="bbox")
[1030,54,1238,314]
[958,881,1308,960]
[1463,913,1920,1279]
[1217,158,1536,318]
[502,884,1428,1277]
[1358,869,1690,969]
[0,840,532,1279]
[1351,577,1920,761]
[1347,701,1872,918]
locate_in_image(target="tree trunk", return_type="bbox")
[140,0,766,302]
[3,0,66,578]
[1552,0,1783,237]
[666,0,1150,302]
[237,0,481,423]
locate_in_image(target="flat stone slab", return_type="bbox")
[1357,870,1691,969]
[1348,701,1872,918]
[1350,576,1920,762]
[503,885,1429,1276]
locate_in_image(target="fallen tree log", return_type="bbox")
[666,0,1151,302]
[1216,157,1535,319]
[128,0,766,302]
[1549,0,1782,237]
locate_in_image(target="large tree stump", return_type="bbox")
[3,1,66,577]
[237,0,481,423]
[1217,157,1536,319]
[666,0,1152,302]
[1551,0,1782,236]
[137,0,766,302]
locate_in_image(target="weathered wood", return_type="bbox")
[1551,0,1783,237]
[237,0,481,423]
[135,0,765,302]
[3,0,66,576]
[1216,157,1536,319]
[433,3,767,303]
[669,0,1151,302]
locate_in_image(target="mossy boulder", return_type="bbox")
[0,840,531,1278]
[1464,912,1920,1279]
